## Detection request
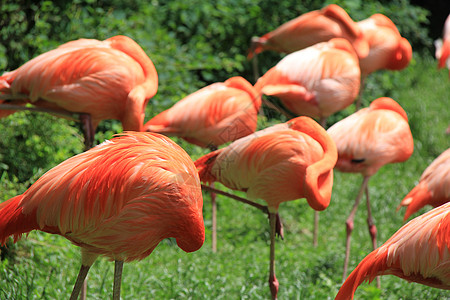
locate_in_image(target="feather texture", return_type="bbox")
[0,35,158,131]
[195,116,337,211]
[335,202,450,300]
[144,76,260,148]
[255,38,360,119]
[0,132,204,262]
[327,97,414,176]
[398,148,450,220]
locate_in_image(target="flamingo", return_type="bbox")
[355,14,412,109]
[254,38,361,125]
[145,76,261,252]
[144,76,261,149]
[335,202,450,300]
[0,35,158,148]
[254,37,359,244]
[0,131,204,300]
[397,148,450,221]
[327,97,414,283]
[247,4,368,80]
[194,116,338,299]
[435,14,450,76]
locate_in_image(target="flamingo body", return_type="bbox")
[0,132,204,261]
[435,14,450,74]
[327,97,414,281]
[195,116,337,212]
[398,148,450,221]
[248,4,368,59]
[145,76,260,148]
[195,116,337,299]
[357,14,412,75]
[0,35,158,131]
[327,97,414,176]
[335,202,450,300]
[255,38,360,120]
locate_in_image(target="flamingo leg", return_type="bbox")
[275,212,284,240]
[69,265,91,300]
[268,212,279,300]
[211,182,217,253]
[343,176,370,281]
[252,53,260,83]
[365,185,381,288]
[80,279,87,300]
[355,74,367,111]
[80,113,94,150]
[113,260,124,300]
[313,117,328,247]
[313,212,319,247]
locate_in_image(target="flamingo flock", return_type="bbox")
[0,4,448,300]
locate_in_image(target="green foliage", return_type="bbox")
[0,111,83,185]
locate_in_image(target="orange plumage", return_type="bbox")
[254,38,361,120]
[335,202,450,300]
[144,76,260,148]
[327,97,414,282]
[195,116,337,299]
[357,14,412,75]
[0,131,204,298]
[0,35,158,132]
[248,4,369,60]
[195,116,337,211]
[328,97,413,176]
[398,148,450,221]
[435,14,450,75]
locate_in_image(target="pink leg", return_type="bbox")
[343,176,370,281]
[80,113,94,150]
[69,265,91,300]
[365,186,380,288]
[113,260,124,300]
[313,117,327,247]
[211,183,217,253]
[268,212,279,300]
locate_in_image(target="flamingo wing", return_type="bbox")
[335,202,450,300]
[249,4,368,59]
[145,76,260,147]
[327,97,414,176]
[399,148,450,220]
[0,132,204,260]
[255,38,360,119]
[357,14,412,74]
[195,116,337,211]
[0,36,158,131]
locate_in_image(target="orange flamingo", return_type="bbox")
[357,14,412,75]
[145,76,261,252]
[435,14,450,76]
[0,35,158,148]
[355,14,412,109]
[327,97,414,282]
[254,38,361,124]
[195,116,337,299]
[397,148,450,221]
[248,4,369,60]
[0,131,204,300]
[144,76,261,149]
[335,202,450,300]
[254,37,359,246]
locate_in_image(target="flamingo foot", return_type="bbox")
[269,273,279,300]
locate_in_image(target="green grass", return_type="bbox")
[0,55,449,299]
